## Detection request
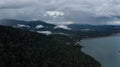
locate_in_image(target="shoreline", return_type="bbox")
[80,33,120,41]
[77,33,120,67]
[79,33,120,67]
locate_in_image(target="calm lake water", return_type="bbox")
[81,35,120,67]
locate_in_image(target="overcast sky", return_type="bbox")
[0,0,120,25]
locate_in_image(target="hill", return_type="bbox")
[0,19,120,38]
[0,25,101,67]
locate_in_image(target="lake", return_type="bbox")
[81,35,120,67]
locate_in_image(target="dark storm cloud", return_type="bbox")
[0,0,120,24]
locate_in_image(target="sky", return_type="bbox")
[0,0,120,25]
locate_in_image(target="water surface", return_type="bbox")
[81,35,120,67]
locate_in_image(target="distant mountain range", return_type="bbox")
[0,19,72,35]
[0,19,120,36]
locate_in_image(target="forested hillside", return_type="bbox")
[0,25,101,67]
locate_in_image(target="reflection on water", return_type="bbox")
[81,35,120,67]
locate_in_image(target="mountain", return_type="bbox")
[0,25,101,67]
[67,24,95,31]
[1,19,120,67]
[0,19,72,35]
[0,19,55,30]
[68,24,120,33]
[0,19,120,38]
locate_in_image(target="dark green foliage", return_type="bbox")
[0,25,101,67]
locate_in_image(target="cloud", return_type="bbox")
[36,25,44,29]
[45,11,64,17]
[0,0,36,9]
[36,31,52,35]
[106,20,120,25]
[54,25,71,30]
[0,0,120,24]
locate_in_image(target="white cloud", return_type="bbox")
[36,31,52,35]
[54,25,71,30]
[45,11,64,17]
[17,24,30,28]
[36,25,44,29]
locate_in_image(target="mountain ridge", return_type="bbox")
[0,19,120,37]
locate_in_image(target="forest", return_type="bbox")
[0,25,101,67]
